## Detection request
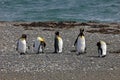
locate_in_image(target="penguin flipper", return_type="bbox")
[84,47,87,53]
[37,43,41,54]
[16,41,19,51]
[43,41,46,47]
[33,42,35,47]
[74,35,79,46]
[98,48,102,57]
[54,37,59,53]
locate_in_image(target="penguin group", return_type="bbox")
[33,37,46,54]
[16,28,107,58]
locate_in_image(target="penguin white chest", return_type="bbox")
[77,36,85,53]
[33,39,42,53]
[58,37,63,53]
[101,41,107,56]
[18,39,26,53]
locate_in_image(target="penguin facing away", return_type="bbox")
[74,28,86,55]
[97,40,107,57]
[16,34,27,55]
[54,31,63,53]
[33,37,46,54]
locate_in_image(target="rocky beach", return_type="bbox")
[0,21,120,80]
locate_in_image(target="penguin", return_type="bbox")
[16,34,27,55]
[97,40,107,57]
[33,37,46,54]
[54,31,63,53]
[74,28,86,55]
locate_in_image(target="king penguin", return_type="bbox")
[16,34,27,55]
[33,37,46,54]
[74,28,86,55]
[97,40,107,57]
[54,31,63,53]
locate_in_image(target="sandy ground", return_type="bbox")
[0,21,120,80]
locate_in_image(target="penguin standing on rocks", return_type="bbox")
[54,31,63,53]
[97,40,107,57]
[16,34,27,55]
[74,28,86,55]
[33,37,46,54]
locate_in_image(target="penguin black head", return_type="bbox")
[79,28,84,36]
[97,41,101,48]
[55,31,59,36]
[21,34,27,39]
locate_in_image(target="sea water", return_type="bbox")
[0,0,120,22]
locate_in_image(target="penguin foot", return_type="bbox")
[98,55,102,58]
[53,51,58,53]
[71,50,76,52]
[20,53,25,55]
[98,55,106,58]
[36,52,40,54]
[42,52,44,53]
[84,51,87,54]
[102,55,106,58]
[77,53,81,56]
[77,52,86,55]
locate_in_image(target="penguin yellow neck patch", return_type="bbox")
[38,37,44,42]
[20,38,25,41]
[100,40,105,44]
[80,36,84,39]
[57,36,61,40]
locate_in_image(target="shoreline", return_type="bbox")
[1,20,120,27]
[1,21,120,34]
